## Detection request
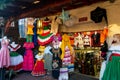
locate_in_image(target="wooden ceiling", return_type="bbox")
[0,0,108,19]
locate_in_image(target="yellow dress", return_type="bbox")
[60,34,72,59]
[27,24,34,35]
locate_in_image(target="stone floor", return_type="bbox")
[9,71,99,80]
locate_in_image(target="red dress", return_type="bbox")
[31,54,46,76]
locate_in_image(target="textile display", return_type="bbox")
[22,42,34,71]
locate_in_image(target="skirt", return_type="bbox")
[102,56,120,80]
[31,60,46,76]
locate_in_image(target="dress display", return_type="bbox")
[60,34,72,60]
[18,19,27,38]
[102,45,120,80]
[91,31,100,47]
[0,38,10,68]
[44,45,53,71]
[26,18,34,35]
[22,42,34,71]
[8,42,23,71]
[51,17,60,35]
[31,53,46,76]
[84,34,91,46]
[50,48,62,79]
[62,46,71,66]
[74,33,84,48]
[37,26,53,46]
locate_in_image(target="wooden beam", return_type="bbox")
[18,0,71,18]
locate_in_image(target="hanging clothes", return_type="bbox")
[62,46,71,66]
[60,34,72,60]
[91,32,100,47]
[37,26,53,46]
[18,19,27,38]
[0,38,10,68]
[22,42,34,71]
[26,18,34,35]
[33,20,38,46]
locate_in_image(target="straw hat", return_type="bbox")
[108,24,120,37]
[39,46,45,52]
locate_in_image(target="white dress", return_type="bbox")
[8,42,23,71]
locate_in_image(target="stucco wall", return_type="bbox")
[59,0,120,32]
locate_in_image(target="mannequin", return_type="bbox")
[8,41,23,71]
[0,36,10,80]
[91,31,100,47]
[102,34,120,80]
[50,36,62,79]
[31,51,46,76]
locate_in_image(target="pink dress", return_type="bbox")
[22,42,34,71]
[0,39,10,68]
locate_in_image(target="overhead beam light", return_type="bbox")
[33,0,40,4]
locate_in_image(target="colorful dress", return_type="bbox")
[31,54,46,76]
[102,45,120,80]
[60,34,72,59]
[50,48,62,79]
[26,18,34,35]
[62,46,71,66]
[37,26,53,46]
[0,39,10,68]
[22,42,34,71]
[8,43,23,71]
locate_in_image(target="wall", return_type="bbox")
[58,0,120,32]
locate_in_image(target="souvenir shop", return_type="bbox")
[1,0,120,80]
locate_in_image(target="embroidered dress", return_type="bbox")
[62,46,71,66]
[8,44,23,71]
[102,45,120,80]
[50,48,62,79]
[31,54,46,76]
[0,39,10,68]
[22,42,34,71]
